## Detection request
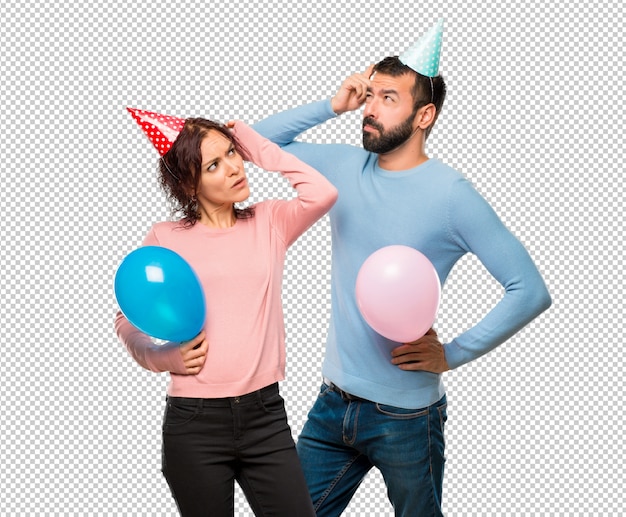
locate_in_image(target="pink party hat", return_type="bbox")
[399,19,444,77]
[126,107,186,156]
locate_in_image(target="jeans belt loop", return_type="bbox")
[324,377,362,401]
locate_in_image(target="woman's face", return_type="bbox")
[195,129,249,212]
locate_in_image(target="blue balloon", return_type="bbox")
[114,246,206,342]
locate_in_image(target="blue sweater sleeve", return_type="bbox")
[253,99,336,145]
[443,178,552,369]
[252,100,349,178]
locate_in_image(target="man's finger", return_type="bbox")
[390,343,422,357]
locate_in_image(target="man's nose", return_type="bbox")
[363,100,377,119]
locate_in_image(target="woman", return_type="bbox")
[115,109,337,516]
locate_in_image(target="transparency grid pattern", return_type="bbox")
[0,1,624,516]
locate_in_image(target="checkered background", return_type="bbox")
[1,1,623,515]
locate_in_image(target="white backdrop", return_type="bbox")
[1,1,623,515]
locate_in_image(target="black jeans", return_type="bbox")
[161,383,315,517]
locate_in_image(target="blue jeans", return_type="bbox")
[297,382,447,517]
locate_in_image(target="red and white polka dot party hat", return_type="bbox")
[126,107,186,156]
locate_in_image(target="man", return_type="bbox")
[253,20,551,517]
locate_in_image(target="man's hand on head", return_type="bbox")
[331,64,375,115]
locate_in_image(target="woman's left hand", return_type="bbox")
[178,330,208,375]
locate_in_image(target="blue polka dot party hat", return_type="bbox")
[398,19,444,77]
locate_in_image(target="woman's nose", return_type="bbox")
[226,159,240,175]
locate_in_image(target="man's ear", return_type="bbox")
[416,103,437,130]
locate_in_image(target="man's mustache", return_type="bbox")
[363,117,384,132]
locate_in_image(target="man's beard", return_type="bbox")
[362,112,416,154]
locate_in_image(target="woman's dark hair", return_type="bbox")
[373,56,447,140]
[158,118,254,226]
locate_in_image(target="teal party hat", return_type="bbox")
[398,19,444,77]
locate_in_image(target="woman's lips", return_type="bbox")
[232,177,247,189]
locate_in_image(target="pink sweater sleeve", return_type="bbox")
[231,121,338,245]
[114,312,187,373]
[114,228,188,374]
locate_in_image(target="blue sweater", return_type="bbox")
[254,100,552,409]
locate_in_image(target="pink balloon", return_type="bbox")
[355,245,441,343]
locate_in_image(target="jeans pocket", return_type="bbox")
[163,400,198,429]
[437,402,448,451]
[438,403,448,427]
[260,392,286,414]
[375,403,429,419]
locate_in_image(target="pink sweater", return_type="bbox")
[115,122,337,398]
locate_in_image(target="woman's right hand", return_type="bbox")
[179,330,208,375]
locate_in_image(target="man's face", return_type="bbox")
[362,72,418,154]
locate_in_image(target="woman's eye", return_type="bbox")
[207,162,217,172]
